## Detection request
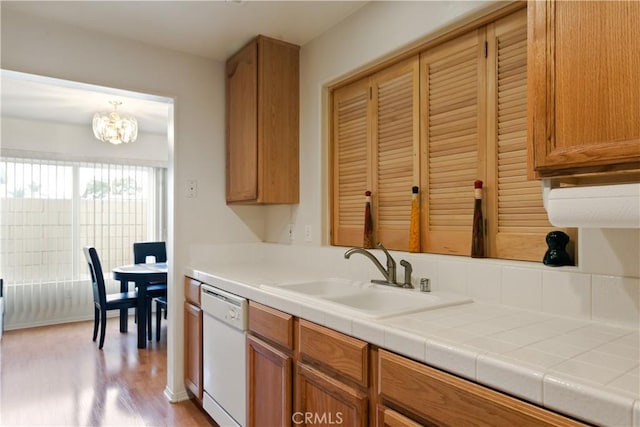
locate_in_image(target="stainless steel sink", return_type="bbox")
[260,278,472,319]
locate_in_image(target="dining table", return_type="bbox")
[112,262,168,349]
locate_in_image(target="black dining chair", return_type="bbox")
[154,296,168,342]
[133,242,168,341]
[133,241,167,265]
[83,246,138,349]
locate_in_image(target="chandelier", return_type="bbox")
[92,101,138,145]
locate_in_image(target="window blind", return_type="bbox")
[0,156,166,328]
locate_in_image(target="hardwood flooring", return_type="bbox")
[0,317,216,427]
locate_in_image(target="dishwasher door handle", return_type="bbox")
[202,287,243,307]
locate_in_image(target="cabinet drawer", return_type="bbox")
[298,319,368,387]
[249,302,294,350]
[184,277,201,306]
[378,350,584,427]
[376,405,422,427]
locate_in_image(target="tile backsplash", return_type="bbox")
[191,242,640,329]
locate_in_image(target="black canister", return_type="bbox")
[543,231,574,267]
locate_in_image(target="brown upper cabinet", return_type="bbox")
[226,35,300,204]
[527,0,640,180]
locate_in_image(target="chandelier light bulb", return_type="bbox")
[92,100,138,145]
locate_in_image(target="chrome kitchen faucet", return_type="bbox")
[344,243,413,288]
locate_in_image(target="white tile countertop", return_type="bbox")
[186,259,640,427]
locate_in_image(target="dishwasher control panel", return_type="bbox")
[201,284,248,331]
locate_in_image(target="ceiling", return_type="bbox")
[1,1,367,135]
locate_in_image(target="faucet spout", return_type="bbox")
[376,242,396,285]
[344,242,397,285]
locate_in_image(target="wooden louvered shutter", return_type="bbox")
[420,29,487,255]
[486,9,559,261]
[332,78,371,246]
[371,57,420,250]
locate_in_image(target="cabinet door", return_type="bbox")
[296,362,368,427]
[528,0,640,178]
[226,39,258,202]
[371,57,420,251]
[332,78,372,247]
[486,8,557,262]
[257,37,300,204]
[420,29,487,256]
[184,302,203,401]
[247,334,293,427]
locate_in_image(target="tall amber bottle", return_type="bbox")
[471,180,485,258]
[408,186,420,252]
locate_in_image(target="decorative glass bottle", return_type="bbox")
[363,190,374,248]
[408,186,420,252]
[471,180,485,258]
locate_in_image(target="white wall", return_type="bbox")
[0,7,264,401]
[1,117,169,166]
[266,0,640,279]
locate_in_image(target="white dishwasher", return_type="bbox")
[201,284,248,427]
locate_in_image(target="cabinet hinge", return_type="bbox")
[369,87,372,100]
[484,41,488,58]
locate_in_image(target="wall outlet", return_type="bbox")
[304,225,312,242]
[287,223,295,241]
[187,179,197,198]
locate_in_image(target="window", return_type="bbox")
[0,157,166,286]
[330,6,570,262]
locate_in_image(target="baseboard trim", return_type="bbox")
[4,314,94,331]
[165,386,189,403]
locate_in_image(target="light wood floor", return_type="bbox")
[0,317,215,427]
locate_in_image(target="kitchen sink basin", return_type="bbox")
[260,278,472,319]
[269,278,368,297]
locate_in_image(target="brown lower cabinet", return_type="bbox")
[246,302,294,427]
[297,319,370,427]
[376,405,423,427]
[184,277,202,401]
[296,362,368,427]
[247,334,293,427]
[245,301,586,427]
[378,349,585,427]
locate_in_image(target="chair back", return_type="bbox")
[83,247,107,308]
[133,241,167,264]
